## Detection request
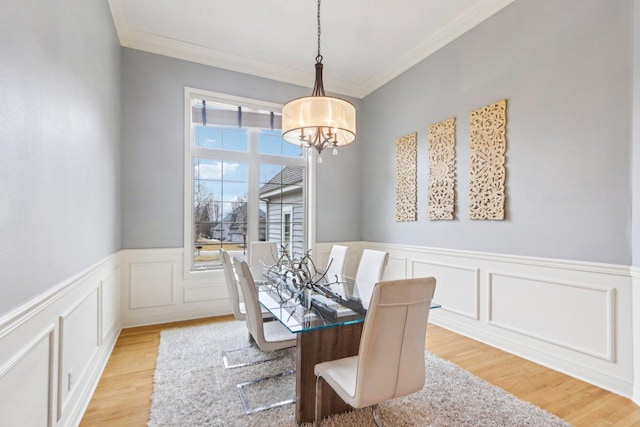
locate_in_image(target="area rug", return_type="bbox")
[148,321,571,427]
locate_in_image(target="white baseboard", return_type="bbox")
[0,253,121,427]
[631,266,640,405]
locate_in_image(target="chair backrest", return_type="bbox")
[355,249,389,285]
[325,245,349,280]
[233,257,267,346]
[221,249,244,321]
[353,277,437,408]
[249,241,279,269]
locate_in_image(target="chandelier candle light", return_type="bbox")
[281,0,356,163]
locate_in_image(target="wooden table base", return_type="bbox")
[295,322,364,424]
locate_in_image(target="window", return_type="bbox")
[184,88,309,275]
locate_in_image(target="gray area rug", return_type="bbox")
[148,321,571,427]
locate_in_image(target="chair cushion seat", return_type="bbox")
[314,355,358,407]
[239,302,272,319]
[261,320,296,351]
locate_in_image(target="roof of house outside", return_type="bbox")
[259,166,303,194]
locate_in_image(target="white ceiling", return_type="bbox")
[108,0,514,99]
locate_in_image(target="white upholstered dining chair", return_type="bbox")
[220,249,272,322]
[249,241,279,269]
[234,257,298,413]
[313,277,437,426]
[220,249,273,370]
[355,249,389,285]
[324,245,349,281]
[221,249,247,321]
[234,257,296,352]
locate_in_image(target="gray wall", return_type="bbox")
[634,0,640,267]
[120,49,361,248]
[0,0,122,316]
[359,0,633,265]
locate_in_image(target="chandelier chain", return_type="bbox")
[316,0,322,63]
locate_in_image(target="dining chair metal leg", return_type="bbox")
[315,375,323,427]
[220,346,282,369]
[236,369,296,414]
[372,404,384,427]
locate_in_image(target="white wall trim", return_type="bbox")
[412,259,480,320]
[1,244,637,425]
[121,247,233,327]
[0,325,55,426]
[354,241,634,398]
[487,271,615,362]
[0,254,121,336]
[0,252,121,427]
[374,242,631,276]
[631,266,640,405]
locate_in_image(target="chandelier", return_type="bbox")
[281,0,356,163]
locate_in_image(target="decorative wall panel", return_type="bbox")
[428,118,456,220]
[395,132,417,221]
[488,272,613,361]
[130,262,175,308]
[468,99,507,220]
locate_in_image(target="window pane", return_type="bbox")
[195,126,222,149]
[282,140,303,157]
[222,161,248,182]
[259,163,305,259]
[188,93,305,273]
[222,128,248,152]
[218,200,248,243]
[258,129,282,155]
[194,158,223,180]
[259,129,302,157]
[259,163,283,184]
[222,181,247,202]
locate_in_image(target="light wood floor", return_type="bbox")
[80,316,640,426]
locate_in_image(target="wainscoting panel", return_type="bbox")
[129,262,174,309]
[183,284,219,303]
[58,288,100,418]
[120,248,232,327]
[0,253,120,427]
[101,267,121,344]
[338,242,634,399]
[488,272,613,361]
[0,326,54,427]
[413,260,479,319]
[117,244,637,400]
[385,255,408,280]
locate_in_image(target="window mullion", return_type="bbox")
[247,129,259,253]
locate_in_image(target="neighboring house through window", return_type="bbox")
[259,165,304,257]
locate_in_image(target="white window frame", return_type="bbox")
[183,87,315,279]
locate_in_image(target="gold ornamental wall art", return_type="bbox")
[427,118,456,220]
[468,99,507,220]
[395,132,417,221]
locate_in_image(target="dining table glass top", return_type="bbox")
[257,267,440,334]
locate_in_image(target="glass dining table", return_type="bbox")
[256,268,440,424]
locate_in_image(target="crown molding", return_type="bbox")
[108,0,514,99]
[358,0,515,98]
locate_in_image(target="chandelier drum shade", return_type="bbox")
[281,0,356,163]
[281,92,356,148]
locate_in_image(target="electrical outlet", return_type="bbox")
[68,369,74,391]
